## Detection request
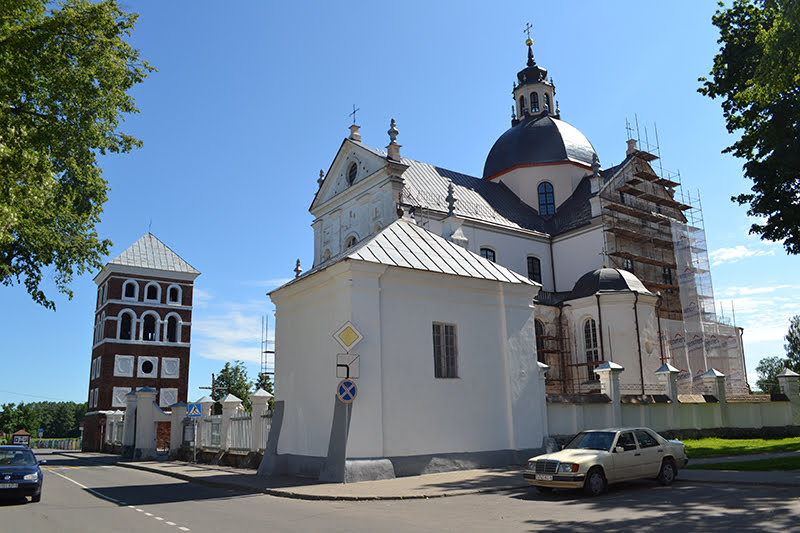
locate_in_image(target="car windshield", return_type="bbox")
[0,449,37,466]
[564,431,615,451]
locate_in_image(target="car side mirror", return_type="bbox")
[615,446,624,453]
[560,444,565,450]
[38,459,47,465]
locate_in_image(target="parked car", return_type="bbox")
[523,427,688,496]
[0,445,45,503]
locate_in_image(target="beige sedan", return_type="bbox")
[523,427,689,496]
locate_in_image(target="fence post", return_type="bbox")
[121,390,138,458]
[701,369,727,427]
[777,368,800,424]
[250,389,273,451]
[220,394,243,452]
[656,363,681,430]
[134,387,157,460]
[596,361,624,427]
[169,402,188,458]
[196,396,214,448]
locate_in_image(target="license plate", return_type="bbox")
[535,474,553,481]
[0,483,18,489]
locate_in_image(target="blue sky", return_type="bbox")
[2,0,798,406]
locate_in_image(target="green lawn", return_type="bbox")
[687,455,800,471]
[683,437,800,459]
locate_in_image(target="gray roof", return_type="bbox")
[345,219,534,284]
[109,233,199,274]
[483,115,597,179]
[567,268,653,300]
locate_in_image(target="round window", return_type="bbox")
[142,361,154,374]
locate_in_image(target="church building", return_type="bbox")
[83,233,199,451]
[264,39,747,481]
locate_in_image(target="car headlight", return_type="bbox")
[23,472,39,481]
[526,460,536,470]
[557,463,579,473]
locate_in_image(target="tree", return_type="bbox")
[784,315,800,372]
[214,361,254,412]
[755,356,786,394]
[699,0,800,253]
[1,0,154,308]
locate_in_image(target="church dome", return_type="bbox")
[483,114,597,179]
[568,268,653,300]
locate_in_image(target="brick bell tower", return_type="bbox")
[83,234,200,451]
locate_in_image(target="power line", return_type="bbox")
[0,390,80,402]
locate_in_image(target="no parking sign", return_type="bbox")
[336,379,358,403]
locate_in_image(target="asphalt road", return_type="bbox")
[2,454,799,532]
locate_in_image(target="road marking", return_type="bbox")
[49,469,191,531]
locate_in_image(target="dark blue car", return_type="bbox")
[0,445,45,502]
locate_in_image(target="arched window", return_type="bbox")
[544,93,551,111]
[166,315,179,343]
[167,284,181,304]
[347,162,357,185]
[531,92,539,112]
[123,280,138,300]
[584,318,600,381]
[519,95,526,115]
[143,314,158,341]
[119,311,134,340]
[538,182,555,215]
[144,282,160,303]
[535,320,546,363]
[322,248,331,261]
[480,248,496,262]
[345,235,357,248]
[527,256,542,283]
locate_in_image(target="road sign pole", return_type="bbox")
[193,419,197,463]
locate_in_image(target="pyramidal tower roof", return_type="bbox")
[104,233,199,277]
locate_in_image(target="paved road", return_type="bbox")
[2,454,799,532]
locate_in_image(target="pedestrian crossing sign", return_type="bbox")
[188,403,202,417]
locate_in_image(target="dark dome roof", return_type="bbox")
[483,115,597,179]
[568,268,652,300]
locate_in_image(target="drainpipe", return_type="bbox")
[549,238,556,291]
[634,292,645,395]
[595,294,605,361]
[656,292,665,364]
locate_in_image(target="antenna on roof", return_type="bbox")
[148,219,152,234]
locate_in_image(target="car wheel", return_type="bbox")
[583,467,606,496]
[535,486,554,494]
[657,460,676,486]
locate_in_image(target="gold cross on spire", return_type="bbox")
[523,22,533,46]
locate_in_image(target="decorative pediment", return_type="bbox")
[310,139,390,213]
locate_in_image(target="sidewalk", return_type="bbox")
[53,451,800,501]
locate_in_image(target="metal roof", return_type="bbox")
[109,233,199,274]
[345,219,534,285]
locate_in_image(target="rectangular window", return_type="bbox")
[662,266,673,285]
[432,322,458,378]
[527,256,542,283]
[479,248,496,262]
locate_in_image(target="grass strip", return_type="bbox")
[682,437,800,458]
[686,455,800,471]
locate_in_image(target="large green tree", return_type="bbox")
[0,0,153,308]
[784,314,800,372]
[213,361,254,412]
[699,0,800,253]
[755,355,786,394]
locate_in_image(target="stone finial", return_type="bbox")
[556,100,560,116]
[317,169,324,186]
[591,153,601,177]
[511,104,516,121]
[445,182,457,216]
[294,259,302,278]
[386,118,401,161]
[349,124,361,142]
[626,138,638,156]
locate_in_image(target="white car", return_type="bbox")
[523,427,689,496]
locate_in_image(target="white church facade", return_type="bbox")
[262,40,748,481]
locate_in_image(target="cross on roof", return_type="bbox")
[523,22,533,42]
[349,104,360,125]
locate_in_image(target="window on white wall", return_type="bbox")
[527,256,542,283]
[534,320,546,364]
[538,182,555,215]
[479,248,496,262]
[432,322,458,378]
[345,235,357,248]
[584,318,600,381]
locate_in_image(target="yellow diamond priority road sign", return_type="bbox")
[334,321,363,352]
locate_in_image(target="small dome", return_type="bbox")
[568,268,653,300]
[483,115,597,179]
